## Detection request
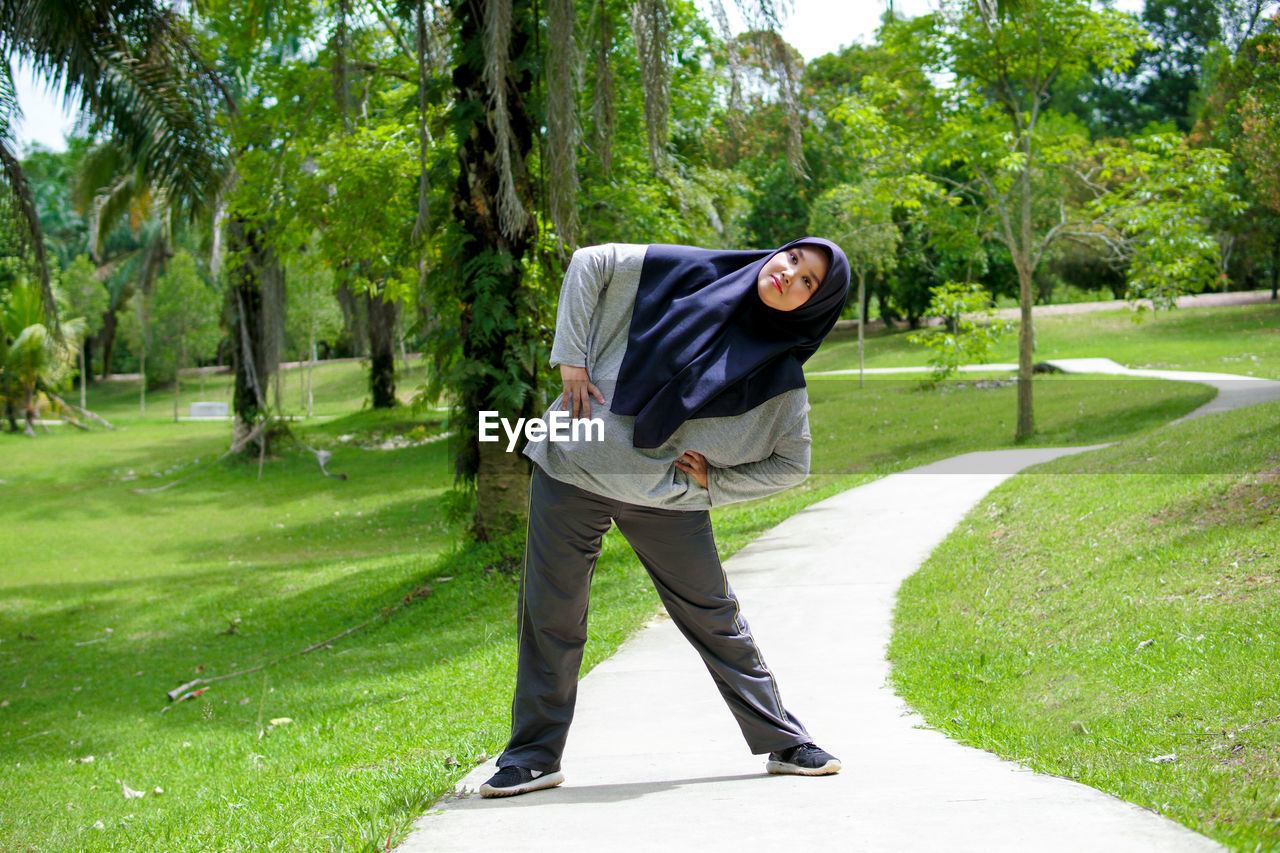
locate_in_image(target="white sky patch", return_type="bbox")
[8,57,80,155]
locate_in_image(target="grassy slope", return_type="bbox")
[807,301,1280,378]
[0,326,1239,850]
[889,401,1280,851]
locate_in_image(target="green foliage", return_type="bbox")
[907,281,1013,386]
[297,123,421,303]
[149,250,222,384]
[284,244,343,360]
[59,254,109,337]
[809,181,900,280]
[1088,133,1242,312]
[1,276,84,429]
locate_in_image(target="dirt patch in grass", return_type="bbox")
[1150,465,1280,530]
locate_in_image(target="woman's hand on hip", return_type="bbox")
[560,364,606,419]
[675,450,709,490]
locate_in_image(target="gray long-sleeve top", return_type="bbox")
[523,243,812,510]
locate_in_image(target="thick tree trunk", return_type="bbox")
[335,282,367,357]
[226,216,281,449]
[367,290,398,408]
[451,0,539,539]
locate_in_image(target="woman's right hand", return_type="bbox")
[560,364,606,419]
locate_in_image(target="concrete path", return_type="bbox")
[397,362,1280,852]
[990,288,1276,319]
[830,288,1276,333]
[813,357,1280,424]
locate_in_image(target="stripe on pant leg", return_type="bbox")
[710,519,788,724]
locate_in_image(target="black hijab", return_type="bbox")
[610,237,852,449]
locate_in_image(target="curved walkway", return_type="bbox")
[398,365,1280,853]
[811,357,1280,424]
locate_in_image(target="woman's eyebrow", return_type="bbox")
[797,247,818,277]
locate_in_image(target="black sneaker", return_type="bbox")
[765,742,842,776]
[478,765,566,798]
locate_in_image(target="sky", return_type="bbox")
[8,0,1140,154]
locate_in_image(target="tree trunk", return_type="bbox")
[368,290,398,408]
[1014,139,1035,442]
[80,343,88,410]
[173,342,184,422]
[307,334,316,418]
[856,270,866,389]
[335,282,367,357]
[226,216,281,449]
[99,306,118,378]
[451,0,539,539]
[1271,232,1278,301]
[1015,262,1035,441]
[23,383,37,437]
[4,396,18,433]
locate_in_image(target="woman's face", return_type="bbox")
[756,245,830,312]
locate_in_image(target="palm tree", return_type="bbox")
[1,276,84,434]
[0,0,222,328]
[448,0,793,537]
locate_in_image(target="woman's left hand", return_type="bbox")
[675,450,709,490]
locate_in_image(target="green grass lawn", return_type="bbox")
[807,301,1280,378]
[889,400,1280,851]
[0,304,1259,851]
[79,357,433,426]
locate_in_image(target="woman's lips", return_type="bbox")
[771,274,782,293]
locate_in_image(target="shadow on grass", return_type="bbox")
[0,540,521,757]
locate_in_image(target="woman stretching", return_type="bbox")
[480,238,851,798]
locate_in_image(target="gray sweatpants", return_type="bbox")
[497,466,811,772]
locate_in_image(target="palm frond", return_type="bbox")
[483,0,530,239]
[0,141,58,328]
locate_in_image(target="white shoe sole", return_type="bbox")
[765,758,842,776]
[479,769,566,798]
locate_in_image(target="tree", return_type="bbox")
[298,124,419,410]
[440,0,542,538]
[809,181,901,386]
[0,0,220,324]
[1084,133,1241,312]
[892,0,1146,439]
[1234,36,1280,298]
[433,0,796,538]
[284,246,341,418]
[907,281,1012,386]
[151,250,221,420]
[59,254,108,408]
[1,276,84,435]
